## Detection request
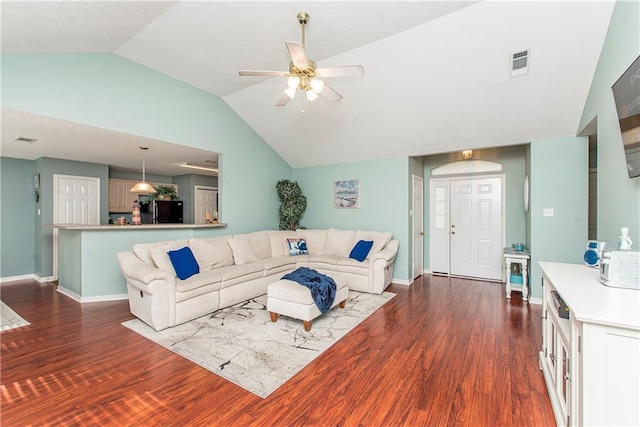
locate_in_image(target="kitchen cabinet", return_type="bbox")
[539,262,639,427]
[108,179,178,213]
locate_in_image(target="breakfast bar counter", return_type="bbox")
[53,223,226,230]
[52,223,227,302]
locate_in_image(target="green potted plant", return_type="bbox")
[148,185,179,201]
[276,179,306,230]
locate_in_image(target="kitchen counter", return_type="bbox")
[51,223,226,230]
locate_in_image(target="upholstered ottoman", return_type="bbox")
[267,274,348,332]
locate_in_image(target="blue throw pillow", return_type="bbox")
[168,246,200,280]
[350,240,374,262]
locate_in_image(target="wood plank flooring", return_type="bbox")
[1,275,555,426]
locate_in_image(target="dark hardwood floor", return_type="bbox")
[1,275,555,426]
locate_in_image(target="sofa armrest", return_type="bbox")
[116,251,175,293]
[371,239,399,263]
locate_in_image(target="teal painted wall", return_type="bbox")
[421,145,528,271]
[529,136,589,299]
[293,157,410,281]
[0,158,36,277]
[34,157,109,277]
[578,0,640,241]
[1,53,291,278]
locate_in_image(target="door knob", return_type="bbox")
[420,231,424,236]
[451,231,456,235]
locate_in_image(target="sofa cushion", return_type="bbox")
[350,240,374,262]
[228,238,259,265]
[295,229,327,255]
[149,239,189,276]
[239,231,272,260]
[354,230,393,259]
[324,228,357,257]
[216,262,265,287]
[286,238,309,256]
[268,230,298,257]
[176,269,223,294]
[188,236,234,271]
[262,255,297,277]
[168,247,200,280]
[133,239,184,266]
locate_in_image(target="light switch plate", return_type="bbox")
[543,208,554,217]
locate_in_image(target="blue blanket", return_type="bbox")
[282,267,337,314]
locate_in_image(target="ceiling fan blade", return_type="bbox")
[239,70,288,77]
[275,91,292,107]
[316,65,365,78]
[285,41,308,69]
[319,83,343,103]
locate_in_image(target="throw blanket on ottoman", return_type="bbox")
[282,267,336,313]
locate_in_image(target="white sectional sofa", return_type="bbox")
[117,228,399,331]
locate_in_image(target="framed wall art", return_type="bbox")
[334,179,359,209]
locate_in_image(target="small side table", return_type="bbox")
[503,248,530,302]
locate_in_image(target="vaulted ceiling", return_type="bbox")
[1,1,615,171]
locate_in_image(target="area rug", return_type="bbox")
[122,290,394,398]
[1,301,30,331]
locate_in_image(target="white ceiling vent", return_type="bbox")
[510,49,530,78]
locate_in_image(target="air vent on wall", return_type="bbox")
[14,136,38,143]
[510,49,530,78]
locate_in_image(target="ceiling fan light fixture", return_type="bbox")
[306,90,319,102]
[285,87,297,99]
[287,76,300,89]
[310,78,324,94]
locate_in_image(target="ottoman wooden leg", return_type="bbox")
[339,299,346,308]
[269,312,278,322]
[303,320,312,332]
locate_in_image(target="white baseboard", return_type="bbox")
[0,274,56,284]
[0,274,35,284]
[392,277,410,286]
[56,286,128,303]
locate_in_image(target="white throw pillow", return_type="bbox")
[268,230,298,257]
[324,228,356,257]
[188,236,234,271]
[295,229,327,255]
[242,231,271,260]
[149,239,189,276]
[228,238,259,265]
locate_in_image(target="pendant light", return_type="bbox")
[130,147,156,193]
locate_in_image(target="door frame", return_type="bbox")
[52,174,100,279]
[411,174,424,281]
[429,173,506,280]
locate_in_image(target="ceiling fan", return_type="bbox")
[239,12,364,107]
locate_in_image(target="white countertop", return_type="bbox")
[539,261,640,330]
[50,223,227,230]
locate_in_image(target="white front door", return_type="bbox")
[194,186,218,224]
[412,175,424,280]
[53,175,100,277]
[449,177,503,280]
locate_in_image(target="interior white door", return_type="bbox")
[412,175,424,279]
[53,175,100,277]
[449,177,503,280]
[194,186,218,224]
[430,179,450,274]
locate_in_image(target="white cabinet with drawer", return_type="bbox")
[539,262,640,427]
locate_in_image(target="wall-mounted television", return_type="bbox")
[612,55,640,178]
